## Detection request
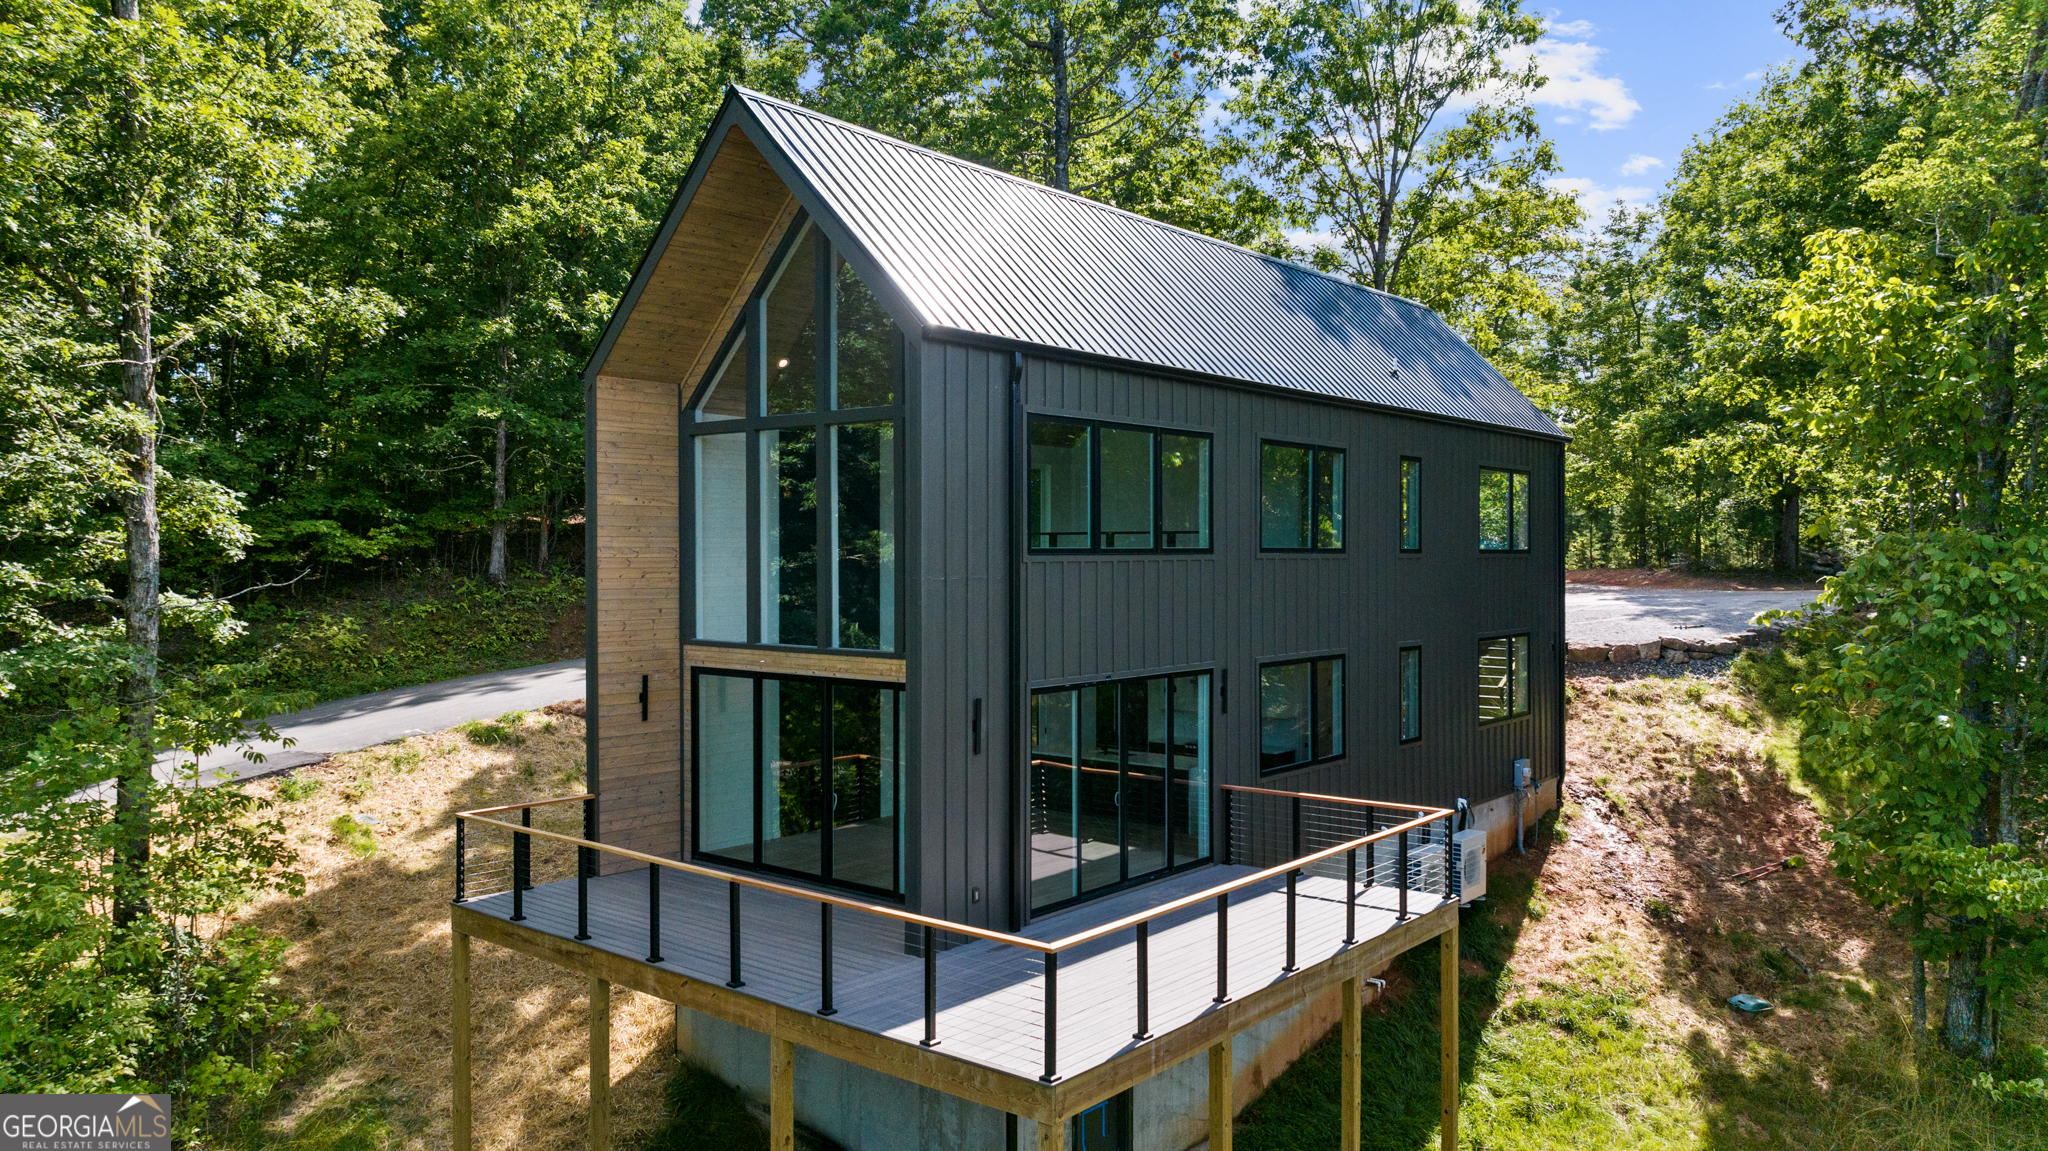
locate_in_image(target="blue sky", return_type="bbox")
[1525,1,1802,209]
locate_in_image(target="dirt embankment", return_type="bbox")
[1569,568,1824,592]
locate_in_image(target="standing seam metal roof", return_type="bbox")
[735,87,1564,439]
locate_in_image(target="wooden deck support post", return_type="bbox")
[1036,1114,1064,1151]
[1342,975,1361,1151]
[589,976,611,1151]
[1208,1037,1232,1151]
[769,1034,795,1151]
[1440,922,1459,1151]
[452,931,471,1150]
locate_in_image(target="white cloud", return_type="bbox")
[1703,80,1728,90]
[1521,38,1640,131]
[1743,69,1764,80]
[1545,18,1596,37]
[1548,177,1655,207]
[1616,153,1663,176]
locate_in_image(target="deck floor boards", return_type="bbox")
[463,863,1447,1082]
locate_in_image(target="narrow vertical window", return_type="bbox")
[695,344,745,421]
[1478,635,1529,721]
[1400,457,1421,551]
[763,225,821,415]
[1261,442,1345,551]
[834,421,895,650]
[1399,646,1421,742]
[694,432,748,641]
[1098,427,1155,548]
[762,428,819,645]
[696,673,756,862]
[1160,434,1210,549]
[1258,656,1344,773]
[1028,420,1092,549]
[1480,468,1530,551]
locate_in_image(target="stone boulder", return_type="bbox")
[1708,639,1741,656]
[1566,644,1610,664]
[1608,643,1641,663]
[1661,648,1689,664]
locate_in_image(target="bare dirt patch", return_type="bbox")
[222,710,671,1151]
[1568,568,1824,591]
[1514,673,1907,1067]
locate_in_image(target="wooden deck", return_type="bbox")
[452,859,1457,1129]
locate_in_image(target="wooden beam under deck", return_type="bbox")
[451,897,1458,1131]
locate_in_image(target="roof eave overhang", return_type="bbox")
[921,324,1571,444]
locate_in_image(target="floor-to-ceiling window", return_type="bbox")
[687,214,901,652]
[693,669,904,896]
[1029,671,1211,913]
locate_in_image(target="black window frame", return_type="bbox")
[1025,413,1214,555]
[1476,633,1531,724]
[1257,654,1345,775]
[1399,645,1422,744]
[1478,466,1530,553]
[1259,440,1346,553]
[688,666,908,900]
[681,212,908,653]
[1400,456,1422,552]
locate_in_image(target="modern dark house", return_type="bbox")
[448,86,1564,1151]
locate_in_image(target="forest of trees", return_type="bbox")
[0,0,2042,1127]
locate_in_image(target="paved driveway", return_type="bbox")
[164,658,587,786]
[1565,588,1820,648]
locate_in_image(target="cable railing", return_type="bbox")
[455,785,1453,1083]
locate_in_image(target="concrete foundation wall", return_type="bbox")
[1466,777,1559,861]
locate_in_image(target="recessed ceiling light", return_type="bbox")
[777,358,789,368]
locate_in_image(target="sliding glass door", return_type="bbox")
[1029,672,1210,914]
[693,669,904,897]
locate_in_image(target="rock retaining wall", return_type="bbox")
[1566,632,1754,667]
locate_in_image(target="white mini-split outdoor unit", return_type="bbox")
[1450,827,1488,904]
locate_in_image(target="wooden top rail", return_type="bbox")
[458,794,1452,956]
[460,793,595,817]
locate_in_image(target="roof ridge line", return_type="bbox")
[731,85,1431,311]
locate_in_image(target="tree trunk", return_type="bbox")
[487,414,509,587]
[1048,10,1071,191]
[1944,944,1993,1061]
[1912,952,1926,1058]
[1774,481,1800,572]
[112,0,156,930]
[535,488,553,573]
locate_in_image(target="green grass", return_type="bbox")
[1230,862,2048,1151]
[641,1062,844,1151]
[327,814,377,858]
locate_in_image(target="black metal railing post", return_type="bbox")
[454,817,466,902]
[1440,816,1453,897]
[1291,794,1302,861]
[1133,922,1151,1041]
[1040,949,1058,1082]
[1345,847,1357,944]
[921,925,939,1047]
[511,812,529,922]
[646,863,664,963]
[1284,868,1298,973]
[1366,808,1377,895]
[726,881,744,987]
[1214,892,1230,1004]
[1397,828,1410,922]
[818,903,836,1016]
[575,845,591,940]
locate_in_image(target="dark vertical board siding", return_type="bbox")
[905,343,1560,928]
[909,341,1013,928]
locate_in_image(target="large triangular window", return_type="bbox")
[687,217,903,652]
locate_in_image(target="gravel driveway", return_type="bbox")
[1566,587,1821,648]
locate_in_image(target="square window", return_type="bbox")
[1478,635,1530,722]
[1259,656,1344,773]
[1262,442,1344,551]
[1480,468,1529,551]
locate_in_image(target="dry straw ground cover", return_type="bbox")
[223,708,675,1150]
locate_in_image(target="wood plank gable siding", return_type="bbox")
[590,124,795,861]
